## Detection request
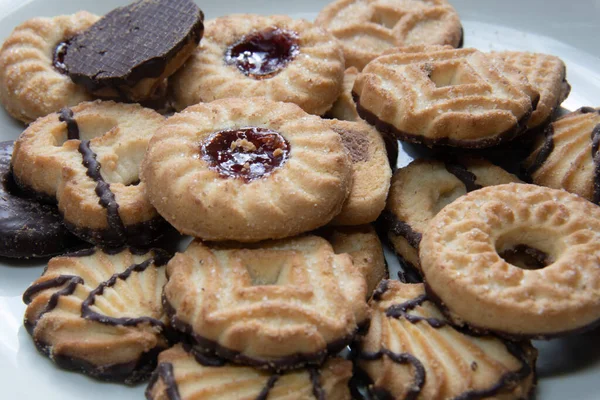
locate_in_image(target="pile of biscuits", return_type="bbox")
[1,0,599,399]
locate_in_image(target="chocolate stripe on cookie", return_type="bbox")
[591,123,600,204]
[58,108,80,140]
[309,368,326,400]
[146,362,181,400]
[255,375,280,400]
[385,294,447,328]
[525,124,555,177]
[444,161,482,192]
[380,210,422,249]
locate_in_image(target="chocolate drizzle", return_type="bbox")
[380,210,422,249]
[58,108,80,140]
[444,161,482,192]
[255,374,280,400]
[385,293,447,328]
[524,124,554,178]
[309,368,326,400]
[591,123,600,204]
[146,362,181,400]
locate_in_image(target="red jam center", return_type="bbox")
[202,127,290,182]
[225,28,300,79]
[53,40,71,74]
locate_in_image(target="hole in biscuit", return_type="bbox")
[433,186,465,214]
[370,8,405,29]
[496,232,555,270]
[240,250,295,286]
[425,62,478,88]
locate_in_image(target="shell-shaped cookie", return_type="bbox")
[315,0,463,70]
[0,12,98,123]
[385,158,521,272]
[163,236,369,370]
[169,14,344,116]
[142,97,352,242]
[22,247,172,384]
[420,183,600,338]
[353,46,539,148]
[523,107,600,204]
[11,100,168,247]
[357,281,536,400]
[146,344,352,399]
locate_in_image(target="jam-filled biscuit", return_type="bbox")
[315,0,463,70]
[62,0,204,102]
[0,12,98,124]
[523,107,600,204]
[23,247,172,384]
[354,45,539,148]
[0,141,85,258]
[11,101,169,247]
[356,280,536,400]
[146,344,352,399]
[493,51,570,131]
[384,158,521,272]
[142,98,352,242]
[326,119,391,226]
[420,183,600,338]
[163,236,369,371]
[169,14,344,116]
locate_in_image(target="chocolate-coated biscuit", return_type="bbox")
[64,0,204,102]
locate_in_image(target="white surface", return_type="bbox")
[0,1,599,399]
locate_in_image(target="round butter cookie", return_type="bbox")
[23,247,173,384]
[315,0,463,71]
[163,236,369,371]
[169,14,344,116]
[0,12,98,124]
[384,158,521,272]
[353,45,539,148]
[142,98,352,242]
[420,183,600,338]
[523,107,600,204]
[356,280,536,400]
[11,101,169,247]
[146,344,352,400]
[326,119,391,226]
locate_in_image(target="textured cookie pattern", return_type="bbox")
[327,67,361,121]
[163,236,369,370]
[356,281,536,400]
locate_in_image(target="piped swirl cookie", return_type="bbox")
[355,280,536,400]
[523,107,600,204]
[142,98,352,242]
[146,344,352,399]
[23,247,173,384]
[353,45,539,148]
[169,14,344,115]
[163,236,369,371]
[420,183,600,338]
[11,100,169,247]
[315,0,463,70]
[384,158,521,272]
[0,12,98,124]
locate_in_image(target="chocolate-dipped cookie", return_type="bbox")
[63,0,204,102]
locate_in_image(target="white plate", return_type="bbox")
[0,1,599,399]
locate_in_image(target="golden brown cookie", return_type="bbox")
[315,0,463,70]
[384,158,521,272]
[356,280,537,400]
[163,236,369,371]
[23,247,172,384]
[11,101,169,247]
[353,45,539,148]
[142,98,352,242]
[328,67,361,122]
[523,107,600,204]
[169,14,344,115]
[145,344,352,399]
[326,119,391,226]
[420,183,600,338]
[0,12,98,124]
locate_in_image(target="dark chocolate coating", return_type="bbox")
[146,362,181,400]
[64,0,204,92]
[0,141,85,259]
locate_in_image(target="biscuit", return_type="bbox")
[11,101,169,247]
[356,280,536,400]
[63,0,204,102]
[353,45,540,148]
[0,141,86,258]
[142,98,352,242]
[523,107,600,204]
[169,15,344,116]
[163,236,369,370]
[493,51,571,131]
[0,12,98,124]
[23,247,172,384]
[420,183,600,338]
[319,225,388,298]
[315,0,463,70]
[384,158,521,272]
[326,119,391,226]
[145,344,352,399]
